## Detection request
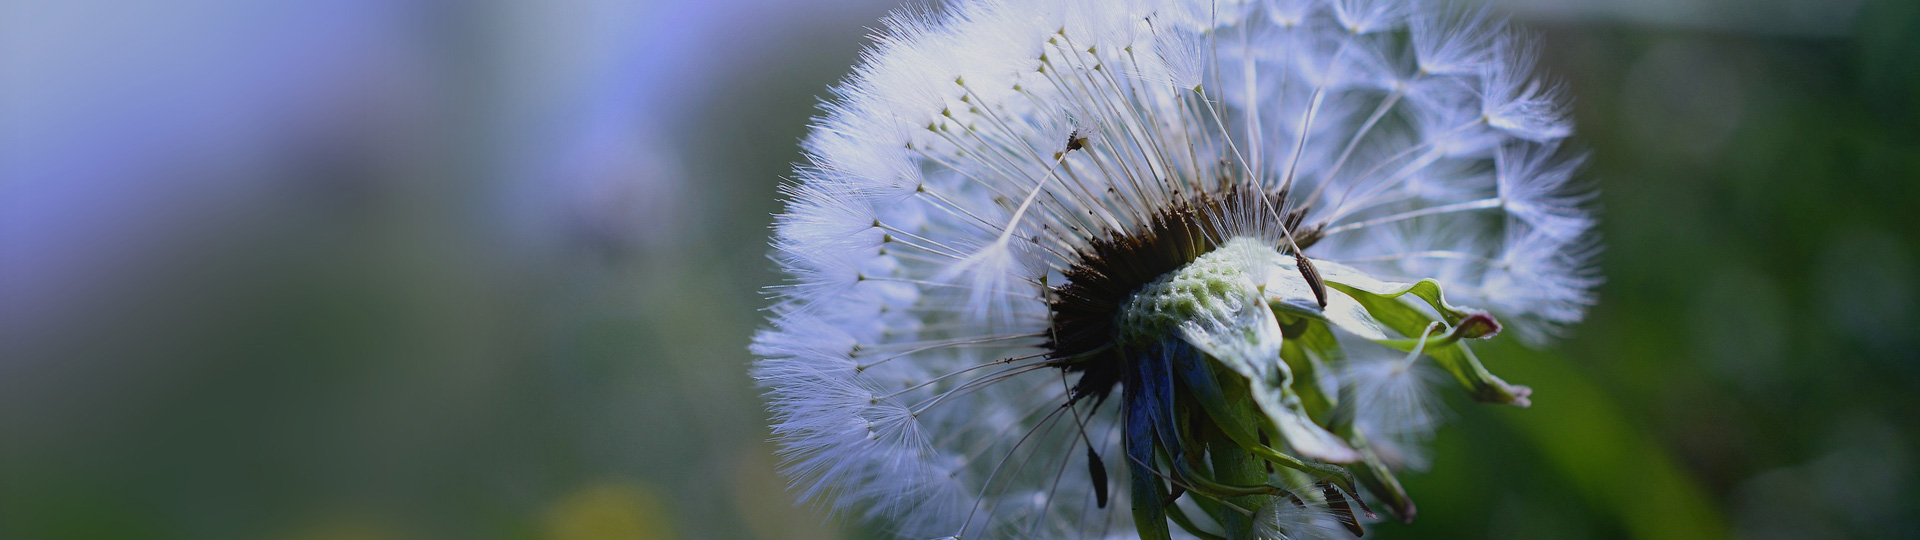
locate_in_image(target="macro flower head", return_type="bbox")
[753,0,1600,538]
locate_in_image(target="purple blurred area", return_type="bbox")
[2,1,900,538]
[2,0,1913,539]
[2,0,897,343]
[4,0,416,338]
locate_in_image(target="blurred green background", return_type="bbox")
[3,0,1916,538]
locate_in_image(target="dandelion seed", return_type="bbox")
[1252,493,1354,540]
[754,0,1598,538]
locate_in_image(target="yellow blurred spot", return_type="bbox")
[731,440,839,540]
[543,483,678,540]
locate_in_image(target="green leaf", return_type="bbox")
[1165,501,1228,540]
[1310,261,1482,329]
[1426,343,1533,407]
[1277,317,1344,419]
[1167,341,1360,492]
[1244,365,1361,464]
[1346,431,1419,524]
[1270,257,1532,407]
[1167,286,1360,463]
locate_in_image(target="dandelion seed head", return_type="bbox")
[755,0,1597,536]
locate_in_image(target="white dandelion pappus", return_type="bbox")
[753,0,1599,538]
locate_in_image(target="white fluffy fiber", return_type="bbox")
[754,0,1597,537]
